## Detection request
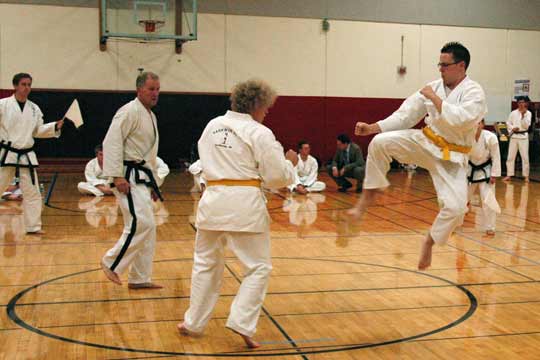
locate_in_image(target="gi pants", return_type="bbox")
[0,167,42,233]
[506,138,529,177]
[102,171,156,284]
[364,129,468,245]
[183,229,272,337]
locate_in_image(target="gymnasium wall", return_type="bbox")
[1,3,540,164]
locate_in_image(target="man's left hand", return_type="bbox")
[56,119,65,130]
[339,168,345,177]
[490,177,497,184]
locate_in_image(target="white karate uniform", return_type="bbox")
[288,154,326,192]
[0,95,60,232]
[101,98,159,284]
[184,110,295,337]
[78,156,168,196]
[505,109,531,177]
[77,158,109,196]
[364,76,487,245]
[468,130,501,232]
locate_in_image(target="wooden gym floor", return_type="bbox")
[2,169,540,359]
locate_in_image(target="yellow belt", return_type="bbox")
[207,179,261,187]
[422,127,471,161]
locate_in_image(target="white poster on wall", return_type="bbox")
[514,79,530,98]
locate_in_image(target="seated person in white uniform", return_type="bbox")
[288,140,326,194]
[78,144,169,196]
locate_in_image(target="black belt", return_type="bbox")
[468,159,492,184]
[511,130,528,136]
[0,140,37,185]
[118,160,163,201]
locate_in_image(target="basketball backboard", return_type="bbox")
[100,0,197,53]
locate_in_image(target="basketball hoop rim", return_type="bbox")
[138,19,166,34]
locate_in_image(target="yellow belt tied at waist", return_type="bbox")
[207,179,262,187]
[422,127,471,161]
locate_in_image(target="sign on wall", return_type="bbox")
[514,79,530,98]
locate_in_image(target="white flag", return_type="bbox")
[64,99,83,128]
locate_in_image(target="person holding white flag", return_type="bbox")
[0,73,64,234]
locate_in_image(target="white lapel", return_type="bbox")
[445,76,469,104]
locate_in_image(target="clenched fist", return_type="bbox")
[420,85,436,100]
[355,122,381,136]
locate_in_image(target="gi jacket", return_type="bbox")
[196,110,295,232]
[378,76,487,165]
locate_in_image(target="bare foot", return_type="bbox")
[227,327,261,349]
[177,322,201,337]
[346,189,377,220]
[524,177,530,183]
[485,230,495,236]
[418,236,435,270]
[101,262,122,285]
[502,176,511,182]
[128,282,163,289]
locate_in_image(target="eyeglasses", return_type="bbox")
[437,62,457,68]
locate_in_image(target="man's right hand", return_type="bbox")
[355,122,381,136]
[285,150,299,166]
[113,177,130,194]
[332,167,339,177]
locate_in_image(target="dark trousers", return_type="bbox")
[327,165,365,190]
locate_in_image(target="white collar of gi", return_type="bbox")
[445,75,470,97]
[226,110,256,122]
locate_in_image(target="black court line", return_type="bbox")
[6,257,477,357]
[0,264,500,288]
[412,330,540,343]
[224,263,309,360]
[2,278,535,309]
[43,172,58,205]
[205,329,540,355]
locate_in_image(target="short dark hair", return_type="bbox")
[516,96,530,103]
[94,144,103,154]
[336,134,350,144]
[298,140,309,150]
[12,73,32,86]
[441,42,470,70]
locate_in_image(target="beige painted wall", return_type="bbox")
[1,3,539,121]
